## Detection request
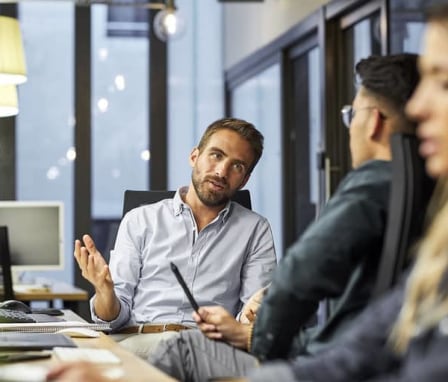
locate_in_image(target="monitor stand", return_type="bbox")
[10,269,44,292]
[0,226,15,300]
[11,269,26,287]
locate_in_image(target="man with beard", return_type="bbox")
[74,118,276,359]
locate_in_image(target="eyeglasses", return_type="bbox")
[340,105,385,129]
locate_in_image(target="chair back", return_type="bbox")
[122,189,252,217]
[371,133,436,299]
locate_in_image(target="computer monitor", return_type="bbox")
[0,201,64,282]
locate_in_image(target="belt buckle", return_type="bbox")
[163,323,168,332]
[138,324,145,334]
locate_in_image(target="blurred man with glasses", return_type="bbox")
[147,53,421,382]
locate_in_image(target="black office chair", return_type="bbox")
[0,226,15,300]
[371,133,436,299]
[122,189,252,217]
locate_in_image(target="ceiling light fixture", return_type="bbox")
[77,0,186,42]
[153,0,186,42]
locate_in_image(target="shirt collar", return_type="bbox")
[219,201,232,223]
[173,187,188,216]
[172,186,232,222]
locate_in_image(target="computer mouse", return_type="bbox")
[0,300,32,314]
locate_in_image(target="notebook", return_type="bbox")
[0,321,111,333]
[0,332,76,350]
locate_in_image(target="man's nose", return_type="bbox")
[215,161,230,178]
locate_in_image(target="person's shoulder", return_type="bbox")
[329,160,391,207]
[230,200,254,213]
[354,159,391,176]
[343,160,391,188]
[229,201,268,223]
[124,198,174,220]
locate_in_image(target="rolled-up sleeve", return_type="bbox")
[90,211,143,330]
[239,218,277,307]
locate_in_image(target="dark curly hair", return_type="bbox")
[355,53,420,114]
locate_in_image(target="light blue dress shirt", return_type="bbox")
[90,187,276,330]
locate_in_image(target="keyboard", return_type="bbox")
[0,309,36,323]
[53,347,122,364]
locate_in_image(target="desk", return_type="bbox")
[2,310,176,382]
[13,280,88,311]
[10,334,176,382]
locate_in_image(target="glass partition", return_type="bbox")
[231,64,282,257]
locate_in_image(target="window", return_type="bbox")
[91,5,149,219]
[231,64,282,256]
[285,41,322,248]
[17,2,74,284]
[167,0,224,188]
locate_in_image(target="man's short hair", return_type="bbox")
[197,118,264,174]
[355,54,420,133]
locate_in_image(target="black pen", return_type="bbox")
[170,262,200,314]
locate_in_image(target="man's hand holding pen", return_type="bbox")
[193,306,252,350]
[192,285,269,350]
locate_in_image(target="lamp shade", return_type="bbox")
[0,16,27,85]
[0,85,19,117]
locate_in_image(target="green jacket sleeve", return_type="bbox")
[251,162,390,361]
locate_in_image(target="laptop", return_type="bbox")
[0,332,76,350]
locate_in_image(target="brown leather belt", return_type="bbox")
[115,323,193,335]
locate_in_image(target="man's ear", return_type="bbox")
[189,147,199,167]
[369,109,385,141]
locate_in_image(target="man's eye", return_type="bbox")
[233,163,244,172]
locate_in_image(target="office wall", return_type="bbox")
[223,0,330,69]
